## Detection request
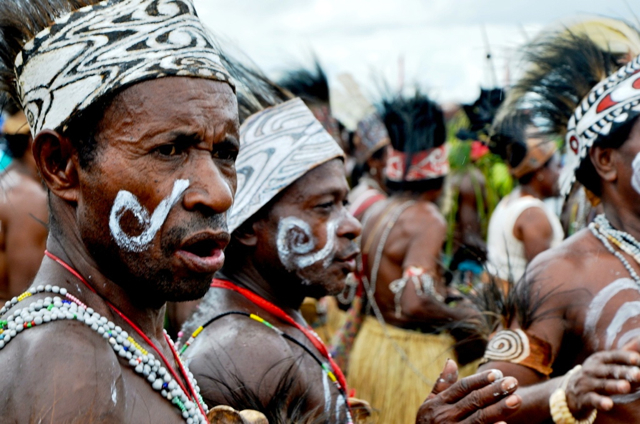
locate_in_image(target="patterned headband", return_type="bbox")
[561,53,640,197]
[14,0,234,137]
[385,145,449,183]
[227,98,345,234]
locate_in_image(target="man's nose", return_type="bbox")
[337,209,362,241]
[182,155,235,214]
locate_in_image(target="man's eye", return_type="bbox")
[157,145,178,156]
[317,202,334,210]
[212,149,238,161]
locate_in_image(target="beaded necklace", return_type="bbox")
[589,214,640,283]
[0,250,210,423]
[0,284,208,422]
[202,278,354,423]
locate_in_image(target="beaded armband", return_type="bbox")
[389,266,444,318]
[482,329,553,376]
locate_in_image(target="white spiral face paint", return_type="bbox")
[276,216,339,272]
[632,152,640,195]
[109,179,190,253]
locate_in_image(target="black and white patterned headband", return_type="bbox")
[227,98,344,234]
[14,0,234,137]
[561,53,640,197]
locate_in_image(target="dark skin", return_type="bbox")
[480,118,640,423]
[512,154,561,262]
[0,77,239,423]
[361,188,478,331]
[0,142,48,303]
[185,160,361,422]
[186,159,521,423]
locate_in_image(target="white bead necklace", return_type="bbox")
[589,214,640,283]
[0,284,208,423]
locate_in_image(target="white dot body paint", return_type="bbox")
[276,216,339,273]
[632,153,640,196]
[109,179,190,253]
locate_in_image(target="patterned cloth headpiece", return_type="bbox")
[385,145,449,183]
[510,128,558,179]
[561,53,640,196]
[354,113,390,164]
[227,98,345,233]
[14,0,234,137]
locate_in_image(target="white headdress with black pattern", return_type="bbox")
[561,53,640,196]
[14,0,234,137]
[227,98,344,234]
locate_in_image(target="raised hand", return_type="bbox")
[416,359,521,424]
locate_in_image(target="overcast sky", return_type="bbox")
[193,0,640,109]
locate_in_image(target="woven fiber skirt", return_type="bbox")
[347,316,477,424]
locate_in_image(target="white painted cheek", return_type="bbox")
[108,179,190,253]
[276,217,340,271]
[632,153,640,195]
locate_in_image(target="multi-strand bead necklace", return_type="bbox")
[589,214,640,282]
[0,252,210,424]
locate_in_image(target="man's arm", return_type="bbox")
[479,252,640,423]
[397,203,478,324]
[514,206,553,262]
[4,180,47,292]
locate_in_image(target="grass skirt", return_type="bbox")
[347,316,477,424]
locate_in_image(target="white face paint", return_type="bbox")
[632,153,640,195]
[109,179,189,253]
[276,216,339,272]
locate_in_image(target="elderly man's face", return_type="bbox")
[78,77,239,303]
[253,159,361,298]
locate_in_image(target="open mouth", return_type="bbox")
[175,232,229,273]
[182,238,220,258]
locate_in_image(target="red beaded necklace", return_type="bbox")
[45,250,209,421]
[211,278,350,394]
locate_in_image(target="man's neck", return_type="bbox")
[43,235,167,341]
[220,260,306,318]
[602,201,640,241]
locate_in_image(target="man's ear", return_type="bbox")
[32,130,80,203]
[233,220,259,247]
[589,145,617,184]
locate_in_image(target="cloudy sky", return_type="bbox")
[193,0,640,109]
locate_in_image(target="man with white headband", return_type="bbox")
[480,21,640,424]
[0,0,238,422]
[179,97,522,423]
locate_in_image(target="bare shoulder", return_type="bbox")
[527,229,598,285]
[516,229,601,316]
[184,312,305,406]
[0,319,125,422]
[400,200,446,231]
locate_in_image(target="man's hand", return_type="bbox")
[416,359,521,424]
[565,346,640,418]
